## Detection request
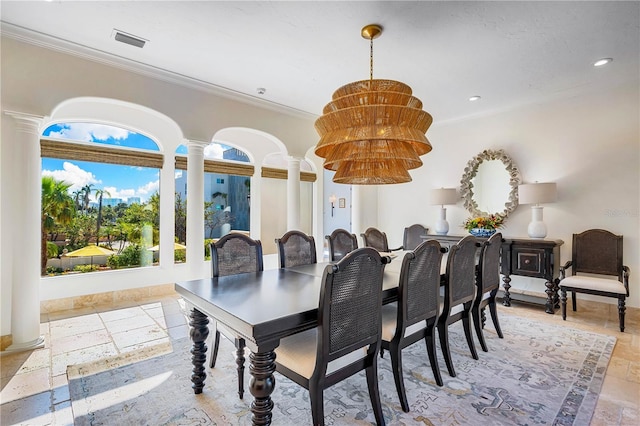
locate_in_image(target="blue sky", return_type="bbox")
[41,123,230,203]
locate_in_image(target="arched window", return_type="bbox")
[175,142,253,258]
[40,123,163,275]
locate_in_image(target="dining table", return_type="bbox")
[173,250,445,425]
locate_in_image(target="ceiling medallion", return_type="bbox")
[314,24,433,184]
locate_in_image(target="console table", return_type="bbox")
[425,235,563,314]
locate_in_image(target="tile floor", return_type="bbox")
[0,294,638,425]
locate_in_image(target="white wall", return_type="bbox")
[378,82,640,308]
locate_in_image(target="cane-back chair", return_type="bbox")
[325,228,358,261]
[275,230,317,268]
[402,224,429,250]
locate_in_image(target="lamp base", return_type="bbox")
[434,207,449,235]
[527,206,547,239]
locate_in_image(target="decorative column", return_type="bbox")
[287,156,301,231]
[5,111,45,351]
[351,184,362,236]
[159,147,177,269]
[186,140,208,272]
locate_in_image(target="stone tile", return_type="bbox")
[0,366,51,404]
[113,287,150,303]
[0,348,50,378]
[148,283,178,297]
[607,357,631,379]
[53,400,74,426]
[157,311,188,329]
[51,328,112,356]
[118,336,172,354]
[628,361,640,383]
[621,406,639,425]
[51,342,118,376]
[0,391,54,425]
[52,374,69,405]
[99,305,147,323]
[46,306,97,321]
[103,314,157,334]
[41,297,73,314]
[167,324,189,341]
[49,313,104,340]
[73,292,115,309]
[110,324,168,350]
[592,398,623,425]
[144,306,166,319]
[599,375,640,408]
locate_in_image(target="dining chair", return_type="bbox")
[361,227,402,253]
[275,247,390,426]
[209,232,264,399]
[275,230,317,268]
[471,232,504,352]
[325,228,358,261]
[402,224,429,250]
[559,229,630,332]
[380,239,445,412]
[437,235,481,377]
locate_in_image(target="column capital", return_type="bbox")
[186,139,210,153]
[4,110,45,133]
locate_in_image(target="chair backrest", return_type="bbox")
[572,229,623,280]
[403,224,428,250]
[397,240,444,330]
[476,232,503,295]
[361,227,389,252]
[317,247,388,364]
[325,228,358,261]
[275,230,317,268]
[444,235,480,308]
[211,233,263,277]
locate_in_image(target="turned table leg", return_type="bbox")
[189,308,209,394]
[544,280,556,314]
[502,275,512,307]
[249,349,277,425]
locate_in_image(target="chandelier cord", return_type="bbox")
[369,35,374,82]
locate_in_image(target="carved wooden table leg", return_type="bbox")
[553,278,561,309]
[189,308,209,394]
[249,349,276,425]
[502,275,512,307]
[544,280,556,314]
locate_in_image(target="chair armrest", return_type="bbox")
[623,265,630,296]
[559,260,573,280]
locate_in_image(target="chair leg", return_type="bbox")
[235,339,246,399]
[618,297,626,332]
[437,319,456,377]
[472,304,488,352]
[308,385,324,426]
[561,289,567,321]
[389,345,409,412]
[462,309,479,361]
[209,329,221,368]
[571,291,577,311]
[425,325,443,386]
[488,300,503,339]
[365,358,386,426]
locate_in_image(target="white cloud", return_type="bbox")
[42,162,100,193]
[204,143,225,159]
[137,180,160,196]
[48,123,129,143]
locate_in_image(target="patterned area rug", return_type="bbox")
[67,313,615,425]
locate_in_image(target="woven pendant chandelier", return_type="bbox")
[314,24,433,185]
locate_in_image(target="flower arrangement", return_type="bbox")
[463,214,505,231]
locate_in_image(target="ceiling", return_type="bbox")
[1,1,638,124]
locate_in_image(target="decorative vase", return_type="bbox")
[469,228,496,238]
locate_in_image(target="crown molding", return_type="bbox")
[0,22,317,121]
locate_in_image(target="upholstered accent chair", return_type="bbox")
[402,224,429,250]
[437,235,481,377]
[325,228,358,261]
[275,248,391,426]
[275,230,317,268]
[472,232,504,352]
[560,229,630,332]
[361,227,402,253]
[380,240,445,412]
[209,232,264,399]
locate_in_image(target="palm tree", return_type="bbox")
[94,188,111,243]
[72,189,83,212]
[41,176,75,274]
[81,184,94,214]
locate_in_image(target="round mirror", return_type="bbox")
[460,149,521,218]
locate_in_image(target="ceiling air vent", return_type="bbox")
[112,29,147,48]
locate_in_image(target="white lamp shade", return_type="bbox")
[431,188,459,205]
[518,182,557,205]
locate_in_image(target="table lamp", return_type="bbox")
[518,182,557,238]
[431,188,459,235]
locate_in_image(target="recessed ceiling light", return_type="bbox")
[257,88,266,95]
[469,96,481,102]
[112,29,147,48]
[594,58,613,67]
